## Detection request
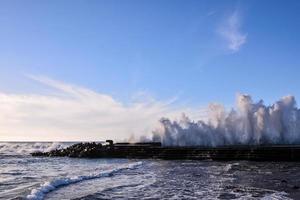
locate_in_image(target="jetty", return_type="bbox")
[31,140,300,161]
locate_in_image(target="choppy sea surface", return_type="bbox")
[0,142,300,200]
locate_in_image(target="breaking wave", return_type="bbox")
[26,161,143,200]
[0,142,69,156]
[152,94,300,146]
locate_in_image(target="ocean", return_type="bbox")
[0,142,298,200]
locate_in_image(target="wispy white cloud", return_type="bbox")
[0,75,201,141]
[218,10,247,52]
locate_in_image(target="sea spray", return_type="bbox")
[0,142,69,155]
[152,94,300,146]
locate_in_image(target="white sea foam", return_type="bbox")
[223,164,233,172]
[0,142,69,156]
[26,161,143,200]
[261,191,291,200]
[153,94,300,146]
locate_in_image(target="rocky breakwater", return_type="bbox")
[31,141,300,161]
[31,140,162,159]
[31,142,106,158]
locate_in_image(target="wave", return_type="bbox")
[26,161,143,200]
[152,94,300,146]
[0,142,70,156]
[261,191,291,200]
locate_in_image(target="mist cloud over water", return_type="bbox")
[152,94,300,146]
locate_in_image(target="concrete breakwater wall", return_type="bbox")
[31,141,300,161]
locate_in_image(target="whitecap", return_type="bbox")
[26,161,143,200]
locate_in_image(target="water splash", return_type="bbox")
[0,142,69,156]
[152,94,300,146]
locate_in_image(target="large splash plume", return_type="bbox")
[152,94,300,146]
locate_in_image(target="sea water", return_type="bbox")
[0,142,297,200]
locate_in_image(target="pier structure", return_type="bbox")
[31,140,300,161]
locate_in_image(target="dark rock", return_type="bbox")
[218,193,237,199]
[281,180,288,184]
[106,140,114,146]
[31,142,300,161]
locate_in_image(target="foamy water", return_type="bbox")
[153,94,300,147]
[0,142,297,200]
[0,142,69,156]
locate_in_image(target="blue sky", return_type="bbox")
[0,0,299,140]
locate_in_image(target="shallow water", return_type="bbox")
[0,142,299,200]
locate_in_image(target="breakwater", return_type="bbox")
[30,140,300,161]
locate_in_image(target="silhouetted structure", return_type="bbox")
[31,140,300,161]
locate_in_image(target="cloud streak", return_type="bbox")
[0,75,199,141]
[218,10,247,52]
